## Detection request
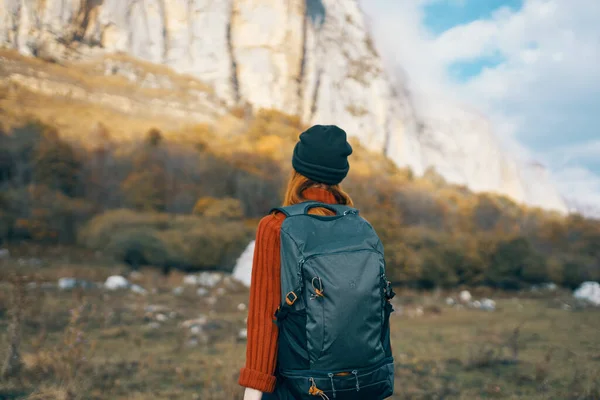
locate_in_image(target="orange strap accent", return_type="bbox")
[309,378,330,400]
[335,371,351,376]
[311,277,325,299]
[285,291,298,306]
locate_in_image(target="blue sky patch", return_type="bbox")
[423,0,523,35]
[447,51,506,82]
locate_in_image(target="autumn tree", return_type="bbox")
[121,129,168,211]
[487,236,547,289]
[33,128,82,197]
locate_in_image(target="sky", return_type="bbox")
[359,0,600,212]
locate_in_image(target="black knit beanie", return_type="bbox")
[292,125,353,185]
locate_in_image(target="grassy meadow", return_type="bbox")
[0,247,599,400]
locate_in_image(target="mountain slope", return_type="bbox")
[0,0,567,212]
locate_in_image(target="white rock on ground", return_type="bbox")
[181,317,208,329]
[130,284,147,295]
[481,298,496,311]
[58,278,78,290]
[104,275,130,290]
[147,322,161,330]
[172,287,184,296]
[459,290,472,303]
[237,303,247,312]
[206,297,217,306]
[238,328,248,340]
[184,272,223,287]
[156,314,168,322]
[145,305,171,314]
[190,326,202,335]
[197,288,208,297]
[445,297,455,306]
[531,282,558,292]
[198,272,223,288]
[573,282,600,306]
[183,275,200,286]
[232,240,255,287]
[0,248,9,259]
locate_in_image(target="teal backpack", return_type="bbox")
[271,201,395,399]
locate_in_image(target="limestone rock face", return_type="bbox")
[0,0,567,212]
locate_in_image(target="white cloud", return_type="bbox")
[360,0,600,209]
[548,139,600,167]
[554,167,600,208]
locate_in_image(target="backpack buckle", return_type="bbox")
[385,281,396,300]
[285,291,298,306]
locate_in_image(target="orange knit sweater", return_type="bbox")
[238,187,339,393]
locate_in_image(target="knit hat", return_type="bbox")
[292,125,353,185]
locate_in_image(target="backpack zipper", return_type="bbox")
[298,248,383,269]
[280,356,394,377]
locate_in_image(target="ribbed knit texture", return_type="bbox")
[239,187,339,393]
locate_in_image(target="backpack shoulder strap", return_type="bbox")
[269,201,358,217]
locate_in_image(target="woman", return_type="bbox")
[239,124,354,399]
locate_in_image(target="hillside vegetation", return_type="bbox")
[1,104,599,289]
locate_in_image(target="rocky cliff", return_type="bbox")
[0,0,567,212]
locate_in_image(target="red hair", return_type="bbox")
[282,170,353,216]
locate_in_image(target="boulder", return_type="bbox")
[232,240,255,287]
[459,290,472,303]
[574,282,600,306]
[105,275,130,290]
[480,298,496,311]
[58,278,78,290]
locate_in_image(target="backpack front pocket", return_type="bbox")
[280,357,394,400]
[301,249,386,371]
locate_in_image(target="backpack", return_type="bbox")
[271,201,395,400]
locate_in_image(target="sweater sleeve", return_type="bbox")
[238,214,283,393]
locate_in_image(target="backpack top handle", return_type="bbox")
[270,201,359,219]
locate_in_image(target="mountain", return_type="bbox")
[0,0,567,213]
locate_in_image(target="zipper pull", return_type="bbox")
[298,258,306,291]
[328,373,337,399]
[352,370,360,391]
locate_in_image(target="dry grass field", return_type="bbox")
[0,246,599,400]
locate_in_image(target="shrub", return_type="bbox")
[80,210,253,271]
[193,197,245,219]
[105,228,169,269]
[182,221,251,270]
[78,209,169,250]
